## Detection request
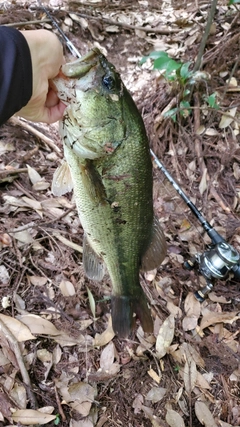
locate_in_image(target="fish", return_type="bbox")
[52,48,167,338]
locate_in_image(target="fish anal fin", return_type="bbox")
[111,292,153,338]
[83,234,105,281]
[141,216,167,272]
[52,161,73,196]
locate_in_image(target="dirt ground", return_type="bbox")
[0,1,240,426]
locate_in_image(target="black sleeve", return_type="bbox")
[0,26,32,126]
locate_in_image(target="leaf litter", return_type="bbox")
[0,0,240,426]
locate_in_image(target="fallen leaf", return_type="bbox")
[59,280,76,296]
[199,311,240,331]
[195,401,218,427]
[94,317,115,346]
[199,167,208,195]
[17,314,61,336]
[12,409,56,425]
[67,382,96,417]
[183,359,197,393]
[219,107,237,128]
[182,293,201,331]
[156,314,175,359]
[145,386,167,403]
[100,341,118,370]
[28,276,48,287]
[26,164,42,185]
[132,393,143,414]
[0,314,36,342]
[165,408,185,427]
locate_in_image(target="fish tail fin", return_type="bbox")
[111,292,153,338]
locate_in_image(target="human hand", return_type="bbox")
[16,29,66,123]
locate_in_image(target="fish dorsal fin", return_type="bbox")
[52,161,73,196]
[83,234,106,281]
[141,216,167,272]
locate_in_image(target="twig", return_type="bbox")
[0,167,43,178]
[9,117,62,155]
[4,19,51,27]
[54,385,66,422]
[193,0,218,72]
[0,318,37,408]
[73,12,180,35]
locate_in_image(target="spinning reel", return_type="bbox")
[151,150,240,301]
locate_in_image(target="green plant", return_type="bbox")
[140,51,193,86]
[141,51,219,120]
[54,414,61,425]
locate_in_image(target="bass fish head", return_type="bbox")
[53,48,126,159]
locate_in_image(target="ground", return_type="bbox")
[0,1,240,426]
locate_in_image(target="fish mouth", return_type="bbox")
[61,48,104,78]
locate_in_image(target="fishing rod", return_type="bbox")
[42,6,240,301]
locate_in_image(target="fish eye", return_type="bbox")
[102,74,115,90]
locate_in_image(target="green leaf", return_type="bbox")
[229,0,240,3]
[205,92,219,109]
[180,62,192,80]
[180,100,191,117]
[163,108,178,122]
[140,50,169,65]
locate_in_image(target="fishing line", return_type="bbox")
[41,5,240,300]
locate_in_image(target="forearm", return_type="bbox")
[0,26,32,126]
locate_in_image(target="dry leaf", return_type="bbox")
[145,387,167,403]
[183,359,197,393]
[67,382,96,417]
[17,314,61,336]
[196,371,212,390]
[132,393,143,414]
[199,311,240,331]
[12,409,56,425]
[59,280,76,296]
[156,314,175,359]
[10,384,27,409]
[94,317,115,346]
[182,293,201,331]
[195,401,218,427]
[26,164,42,185]
[28,276,48,287]
[199,167,208,195]
[219,107,237,128]
[165,408,185,427]
[100,341,117,371]
[0,314,35,342]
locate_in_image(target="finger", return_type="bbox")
[45,88,59,108]
[43,101,66,124]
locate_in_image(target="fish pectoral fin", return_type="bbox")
[111,293,153,338]
[141,216,167,272]
[80,160,107,205]
[52,161,73,196]
[83,234,105,281]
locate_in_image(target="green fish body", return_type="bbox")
[53,49,166,337]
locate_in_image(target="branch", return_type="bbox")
[9,117,62,155]
[193,0,218,72]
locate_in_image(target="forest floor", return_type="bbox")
[0,1,240,426]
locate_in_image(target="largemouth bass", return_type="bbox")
[52,48,167,337]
